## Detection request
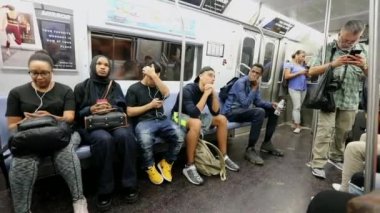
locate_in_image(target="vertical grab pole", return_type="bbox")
[310,0,331,160]
[364,0,379,193]
[174,0,186,124]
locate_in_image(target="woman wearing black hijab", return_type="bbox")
[74,55,138,211]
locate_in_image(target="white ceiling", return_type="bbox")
[248,0,369,33]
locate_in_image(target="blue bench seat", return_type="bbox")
[0,93,251,172]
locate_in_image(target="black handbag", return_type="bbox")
[305,66,336,112]
[10,116,71,156]
[305,47,348,112]
[84,80,127,131]
[84,111,127,131]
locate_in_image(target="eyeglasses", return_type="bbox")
[29,71,51,78]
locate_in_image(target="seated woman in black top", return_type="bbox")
[74,55,138,211]
[5,50,88,213]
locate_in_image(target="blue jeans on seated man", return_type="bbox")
[135,118,184,169]
[79,127,138,195]
[225,107,278,148]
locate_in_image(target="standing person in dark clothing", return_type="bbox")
[221,63,283,166]
[172,66,240,185]
[74,55,138,211]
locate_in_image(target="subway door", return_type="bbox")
[236,30,259,76]
[258,37,280,103]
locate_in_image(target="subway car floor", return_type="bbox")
[0,125,341,213]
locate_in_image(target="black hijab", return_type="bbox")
[80,55,126,110]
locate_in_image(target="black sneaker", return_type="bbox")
[123,187,139,204]
[97,194,112,211]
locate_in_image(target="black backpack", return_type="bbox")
[219,77,239,103]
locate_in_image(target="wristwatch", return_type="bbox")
[362,63,368,71]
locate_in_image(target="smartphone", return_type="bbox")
[159,96,168,101]
[96,99,108,104]
[349,49,362,55]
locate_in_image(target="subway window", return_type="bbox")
[261,42,275,83]
[240,37,255,75]
[91,33,200,81]
[91,33,136,80]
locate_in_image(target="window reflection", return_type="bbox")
[91,33,198,81]
[240,37,255,75]
[262,42,275,83]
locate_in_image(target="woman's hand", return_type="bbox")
[90,103,113,114]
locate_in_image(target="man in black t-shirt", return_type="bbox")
[126,62,183,185]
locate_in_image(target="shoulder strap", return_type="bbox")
[101,80,113,99]
[199,139,227,181]
[329,47,337,63]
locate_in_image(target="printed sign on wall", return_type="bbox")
[0,1,76,71]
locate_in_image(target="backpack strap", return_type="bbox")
[199,139,227,181]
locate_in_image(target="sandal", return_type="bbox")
[260,142,284,157]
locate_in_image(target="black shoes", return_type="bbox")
[97,194,112,212]
[124,187,139,204]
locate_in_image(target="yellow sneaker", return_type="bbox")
[146,165,163,185]
[157,159,173,182]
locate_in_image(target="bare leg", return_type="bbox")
[185,118,202,164]
[212,115,228,155]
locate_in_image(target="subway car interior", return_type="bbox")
[0,0,379,212]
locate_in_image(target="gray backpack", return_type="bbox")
[194,139,227,181]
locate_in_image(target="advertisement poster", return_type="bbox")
[0,1,76,71]
[106,0,196,38]
[35,4,76,70]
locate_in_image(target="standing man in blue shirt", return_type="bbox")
[221,63,283,165]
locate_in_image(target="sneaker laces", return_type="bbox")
[187,165,202,182]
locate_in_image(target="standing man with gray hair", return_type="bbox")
[308,20,368,178]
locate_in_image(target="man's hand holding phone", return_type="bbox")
[150,98,163,109]
[346,50,367,70]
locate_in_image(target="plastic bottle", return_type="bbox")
[274,99,285,116]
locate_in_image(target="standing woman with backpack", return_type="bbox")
[284,50,309,134]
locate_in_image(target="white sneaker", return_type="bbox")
[73,198,88,213]
[311,168,326,179]
[332,183,341,191]
[293,128,301,134]
[183,164,204,185]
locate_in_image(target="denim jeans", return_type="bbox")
[225,107,278,148]
[80,127,137,195]
[135,118,184,168]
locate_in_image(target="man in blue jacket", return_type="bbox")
[221,63,283,166]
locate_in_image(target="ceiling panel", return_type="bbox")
[248,0,369,32]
